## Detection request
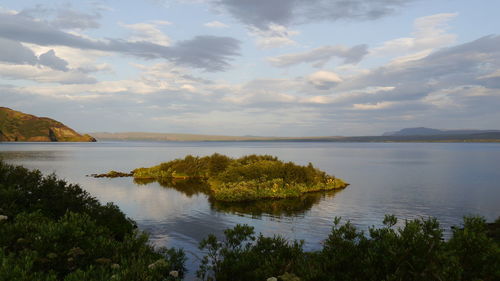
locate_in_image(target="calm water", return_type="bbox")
[1,141,499,277]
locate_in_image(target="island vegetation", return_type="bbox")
[1,161,499,280]
[133,175,342,217]
[0,107,95,142]
[127,154,348,202]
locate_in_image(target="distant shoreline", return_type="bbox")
[89,131,500,143]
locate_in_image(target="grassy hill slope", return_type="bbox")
[0,107,95,142]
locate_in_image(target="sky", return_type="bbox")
[0,0,499,136]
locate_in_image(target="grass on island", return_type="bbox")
[130,154,348,202]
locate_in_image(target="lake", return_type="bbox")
[1,141,499,277]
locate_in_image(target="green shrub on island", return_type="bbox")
[131,154,348,202]
[0,161,185,281]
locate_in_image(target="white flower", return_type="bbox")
[169,270,179,278]
[0,215,8,221]
[111,263,120,269]
[148,259,168,270]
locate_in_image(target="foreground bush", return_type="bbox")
[0,161,185,281]
[198,216,500,281]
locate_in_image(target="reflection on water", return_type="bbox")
[135,178,211,197]
[209,190,341,218]
[0,150,64,161]
[136,177,342,217]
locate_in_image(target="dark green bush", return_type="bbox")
[197,224,304,281]
[448,216,500,280]
[0,162,133,240]
[198,216,499,281]
[0,161,185,281]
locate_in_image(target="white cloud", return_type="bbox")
[0,63,95,84]
[423,85,499,109]
[1,11,241,72]
[0,6,17,15]
[249,24,298,49]
[478,69,500,79]
[371,13,458,61]
[308,70,342,90]
[11,62,213,100]
[352,101,396,110]
[121,22,171,46]
[268,44,368,67]
[204,21,228,28]
[300,86,395,105]
[388,50,433,65]
[25,44,112,72]
[181,84,197,92]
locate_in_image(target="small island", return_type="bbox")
[96,154,348,202]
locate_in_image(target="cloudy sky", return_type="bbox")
[1,0,499,136]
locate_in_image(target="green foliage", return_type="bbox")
[0,161,185,281]
[197,216,500,281]
[131,154,348,202]
[197,224,304,281]
[448,217,500,280]
[0,162,134,240]
[207,153,231,177]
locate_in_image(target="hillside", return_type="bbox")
[0,107,96,142]
[90,132,346,141]
[383,127,500,136]
[90,131,500,143]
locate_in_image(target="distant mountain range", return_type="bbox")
[91,128,500,143]
[0,107,95,142]
[89,132,338,142]
[383,127,500,136]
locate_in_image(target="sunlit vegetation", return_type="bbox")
[0,161,185,281]
[130,154,348,202]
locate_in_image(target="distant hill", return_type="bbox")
[90,131,500,143]
[89,132,339,142]
[0,107,96,142]
[383,127,500,136]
